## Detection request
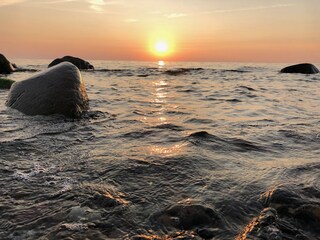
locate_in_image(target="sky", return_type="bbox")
[0,0,320,62]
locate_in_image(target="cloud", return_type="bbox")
[87,0,105,12]
[90,4,104,12]
[165,13,187,18]
[87,0,106,5]
[206,4,296,14]
[87,0,123,13]
[0,0,27,7]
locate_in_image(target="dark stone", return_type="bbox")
[240,185,320,239]
[152,204,220,230]
[280,63,319,74]
[0,54,15,74]
[196,228,217,239]
[6,62,88,118]
[238,208,308,240]
[48,56,94,70]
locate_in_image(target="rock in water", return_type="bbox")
[280,63,319,74]
[6,62,88,118]
[0,54,15,74]
[48,56,94,70]
[0,78,15,89]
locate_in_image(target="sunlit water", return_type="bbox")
[0,60,319,239]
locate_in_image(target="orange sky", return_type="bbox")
[0,0,319,62]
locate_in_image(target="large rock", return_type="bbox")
[280,63,319,74]
[0,54,15,74]
[6,62,88,118]
[48,56,94,70]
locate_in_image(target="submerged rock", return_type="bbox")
[0,54,15,74]
[239,185,320,239]
[48,56,94,70]
[6,62,88,118]
[238,208,308,240]
[0,77,15,89]
[152,204,220,230]
[280,63,319,74]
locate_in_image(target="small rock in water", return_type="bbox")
[48,55,94,70]
[0,53,15,74]
[152,204,220,230]
[280,63,319,74]
[0,77,15,89]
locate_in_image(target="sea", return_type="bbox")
[0,60,319,240]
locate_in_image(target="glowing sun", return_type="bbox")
[154,41,169,56]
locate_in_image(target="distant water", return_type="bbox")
[0,60,320,240]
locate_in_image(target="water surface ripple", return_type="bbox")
[0,61,319,239]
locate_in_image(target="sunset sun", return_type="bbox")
[155,41,169,54]
[153,40,170,56]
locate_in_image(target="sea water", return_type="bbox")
[0,60,319,239]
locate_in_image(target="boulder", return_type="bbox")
[280,63,319,74]
[48,56,94,70]
[0,54,15,74]
[6,62,88,118]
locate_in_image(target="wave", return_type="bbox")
[188,131,265,152]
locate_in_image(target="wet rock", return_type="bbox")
[280,63,319,74]
[240,185,320,239]
[238,208,308,240]
[6,62,88,118]
[48,56,94,70]
[67,206,101,222]
[0,77,15,89]
[196,228,218,239]
[152,204,220,230]
[92,192,122,208]
[0,54,15,74]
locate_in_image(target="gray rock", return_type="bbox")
[0,54,15,74]
[280,63,319,74]
[6,62,88,118]
[48,56,94,70]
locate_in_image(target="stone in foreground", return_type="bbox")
[280,63,319,74]
[0,54,15,74]
[6,62,88,118]
[48,56,94,70]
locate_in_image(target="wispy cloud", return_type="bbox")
[0,0,27,7]
[87,0,106,13]
[87,0,123,13]
[90,4,104,12]
[165,13,187,19]
[204,4,296,14]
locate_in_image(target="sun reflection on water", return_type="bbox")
[158,60,165,68]
[149,143,187,157]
